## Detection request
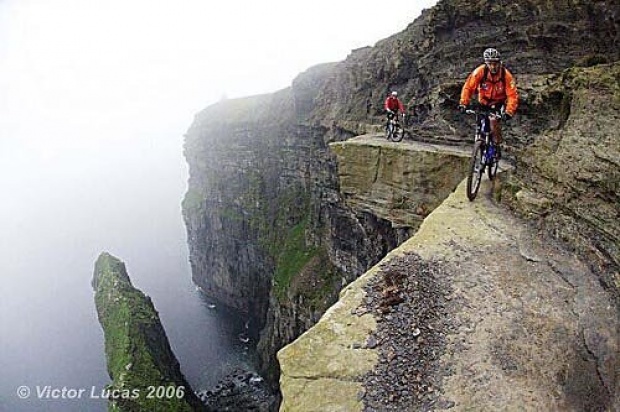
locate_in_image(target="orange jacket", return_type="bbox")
[460,64,518,116]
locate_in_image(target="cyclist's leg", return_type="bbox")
[494,124,502,160]
[478,106,491,136]
[490,116,502,142]
[494,104,505,160]
[385,113,393,138]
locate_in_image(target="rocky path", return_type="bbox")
[354,133,472,156]
[401,177,618,411]
[279,174,619,411]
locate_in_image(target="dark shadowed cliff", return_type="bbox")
[182,0,619,407]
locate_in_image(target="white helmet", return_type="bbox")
[390,91,398,97]
[483,48,501,63]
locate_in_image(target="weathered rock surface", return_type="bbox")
[182,0,620,405]
[500,63,620,303]
[277,268,378,412]
[278,178,619,411]
[310,0,620,140]
[330,136,471,229]
[92,252,205,411]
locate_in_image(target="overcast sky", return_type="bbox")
[1,4,443,407]
[0,0,437,156]
[0,0,440,232]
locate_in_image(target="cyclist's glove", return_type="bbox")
[502,113,513,122]
[458,104,467,114]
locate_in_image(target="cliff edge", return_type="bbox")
[182,0,619,403]
[279,176,619,411]
[92,252,204,411]
[277,60,619,410]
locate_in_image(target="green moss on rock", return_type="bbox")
[181,188,205,214]
[92,252,204,412]
[273,218,319,301]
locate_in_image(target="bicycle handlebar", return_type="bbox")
[387,112,406,119]
[465,109,502,119]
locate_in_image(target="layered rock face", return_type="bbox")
[183,90,305,320]
[183,0,620,402]
[500,63,620,300]
[182,87,364,319]
[310,0,619,141]
[331,137,471,229]
[92,253,204,411]
[183,80,432,387]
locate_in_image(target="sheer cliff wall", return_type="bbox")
[182,0,619,395]
[500,63,620,300]
[182,79,417,386]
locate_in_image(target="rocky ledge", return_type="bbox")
[278,176,619,411]
[92,252,204,411]
[330,135,473,230]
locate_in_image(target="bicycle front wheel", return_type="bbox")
[391,125,403,142]
[466,140,485,201]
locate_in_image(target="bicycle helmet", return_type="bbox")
[391,91,398,97]
[483,48,501,63]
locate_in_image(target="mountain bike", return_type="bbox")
[385,112,405,142]
[464,108,501,201]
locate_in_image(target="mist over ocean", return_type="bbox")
[0,135,252,411]
[0,1,441,410]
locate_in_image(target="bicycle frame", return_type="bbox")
[467,109,500,165]
[465,109,501,200]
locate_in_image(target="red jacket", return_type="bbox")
[384,96,405,113]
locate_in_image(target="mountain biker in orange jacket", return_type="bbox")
[459,48,518,157]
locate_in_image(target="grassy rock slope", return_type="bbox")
[92,252,204,412]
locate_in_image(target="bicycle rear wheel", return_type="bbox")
[466,140,485,201]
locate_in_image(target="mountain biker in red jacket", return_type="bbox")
[385,91,405,133]
[459,48,519,158]
[384,91,405,115]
